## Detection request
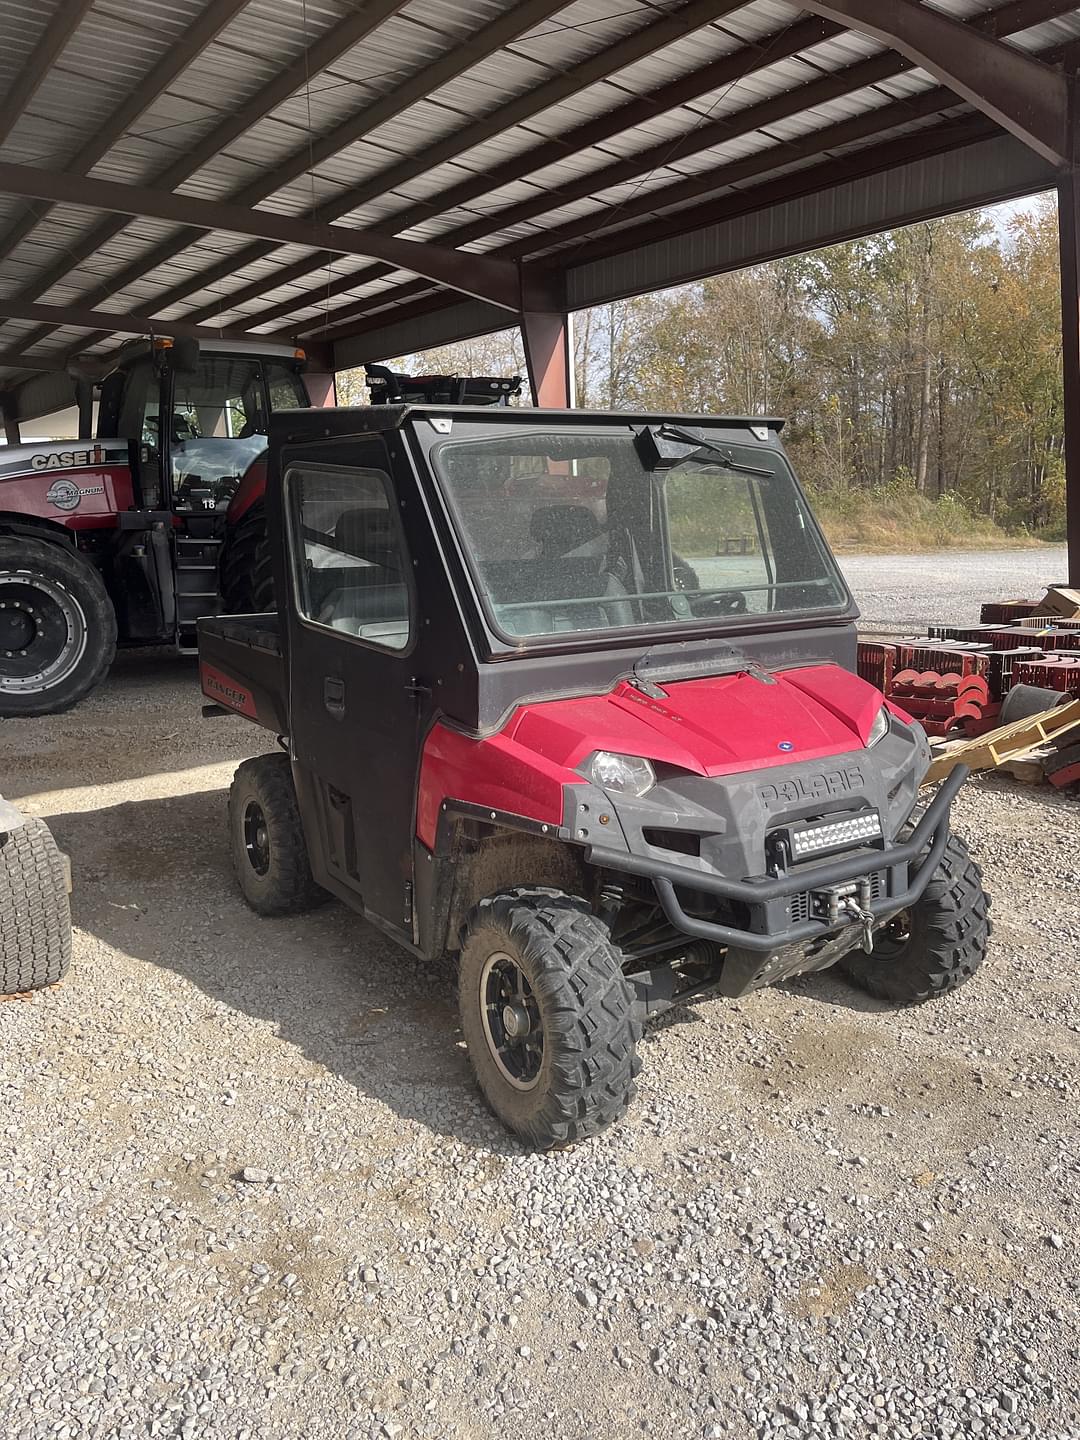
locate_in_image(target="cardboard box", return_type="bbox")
[1033,586,1080,619]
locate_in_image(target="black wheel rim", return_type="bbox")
[0,574,87,697]
[870,910,912,959]
[243,800,271,877]
[479,952,544,1091]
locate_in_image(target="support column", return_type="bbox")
[75,377,93,439]
[521,309,574,408]
[304,370,337,408]
[1058,170,1080,587]
[0,394,18,445]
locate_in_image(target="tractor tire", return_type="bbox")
[228,752,327,916]
[458,888,641,1148]
[1,816,71,994]
[841,833,990,1005]
[0,536,116,717]
[220,503,275,614]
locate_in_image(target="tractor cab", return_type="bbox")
[199,404,990,1148]
[94,336,310,515]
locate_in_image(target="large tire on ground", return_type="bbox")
[841,833,990,1004]
[1,816,71,994]
[220,503,275,614]
[228,752,327,916]
[0,536,116,717]
[458,888,641,1148]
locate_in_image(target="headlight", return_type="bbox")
[867,706,890,747]
[582,751,656,798]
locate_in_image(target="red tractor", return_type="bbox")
[0,337,315,715]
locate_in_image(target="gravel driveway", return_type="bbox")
[839,547,1068,633]
[1,654,1078,1440]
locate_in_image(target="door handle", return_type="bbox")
[323,676,345,715]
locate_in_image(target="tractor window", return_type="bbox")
[266,362,308,411]
[286,464,412,652]
[169,356,304,512]
[432,430,848,641]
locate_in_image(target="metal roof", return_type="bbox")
[0,0,1077,410]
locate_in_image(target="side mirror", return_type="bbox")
[170,337,200,374]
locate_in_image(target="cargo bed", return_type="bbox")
[198,614,287,733]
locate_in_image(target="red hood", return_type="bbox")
[506,663,881,778]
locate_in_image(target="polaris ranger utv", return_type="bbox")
[0,337,314,716]
[199,404,990,1148]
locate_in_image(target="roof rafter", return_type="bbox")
[801,0,1075,166]
[0,160,528,310]
[0,0,252,267]
[0,0,95,147]
[0,298,284,346]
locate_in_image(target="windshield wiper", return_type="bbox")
[635,423,773,476]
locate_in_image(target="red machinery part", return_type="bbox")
[1046,744,1080,789]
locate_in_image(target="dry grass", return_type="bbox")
[809,486,1045,554]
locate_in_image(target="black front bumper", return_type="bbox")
[586,765,967,955]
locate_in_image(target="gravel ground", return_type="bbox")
[839,548,1068,633]
[1,652,1079,1440]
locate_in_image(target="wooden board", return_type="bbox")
[922,698,1080,785]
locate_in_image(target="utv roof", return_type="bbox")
[273,405,787,437]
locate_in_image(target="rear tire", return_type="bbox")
[0,536,116,717]
[220,503,275,614]
[1,816,71,994]
[228,752,327,916]
[841,833,989,1004]
[458,888,641,1148]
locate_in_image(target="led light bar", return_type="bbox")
[787,810,882,860]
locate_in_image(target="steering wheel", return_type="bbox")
[693,590,748,616]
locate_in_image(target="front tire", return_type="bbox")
[228,752,327,916]
[458,889,641,1148]
[841,834,990,1004]
[1,816,71,994]
[0,536,116,717]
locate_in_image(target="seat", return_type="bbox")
[489,503,633,635]
[313,505,410,643]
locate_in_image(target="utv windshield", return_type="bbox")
[431,428,849,641]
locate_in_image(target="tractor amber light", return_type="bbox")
[153,336,174,350]
[788,810,882,860]
[294,348,306,361]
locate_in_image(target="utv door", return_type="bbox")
[281,448,424,936]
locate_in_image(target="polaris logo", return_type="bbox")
[31,444,107,471]
[759,766,865,806]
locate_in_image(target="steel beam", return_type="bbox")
[0,353,71,375]
[0,163,524,312]
[0,0,250,267]
[0,298,284,346]
[1059,170,1080,585]
[800,0,1074,167]
[0,0,95,146]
